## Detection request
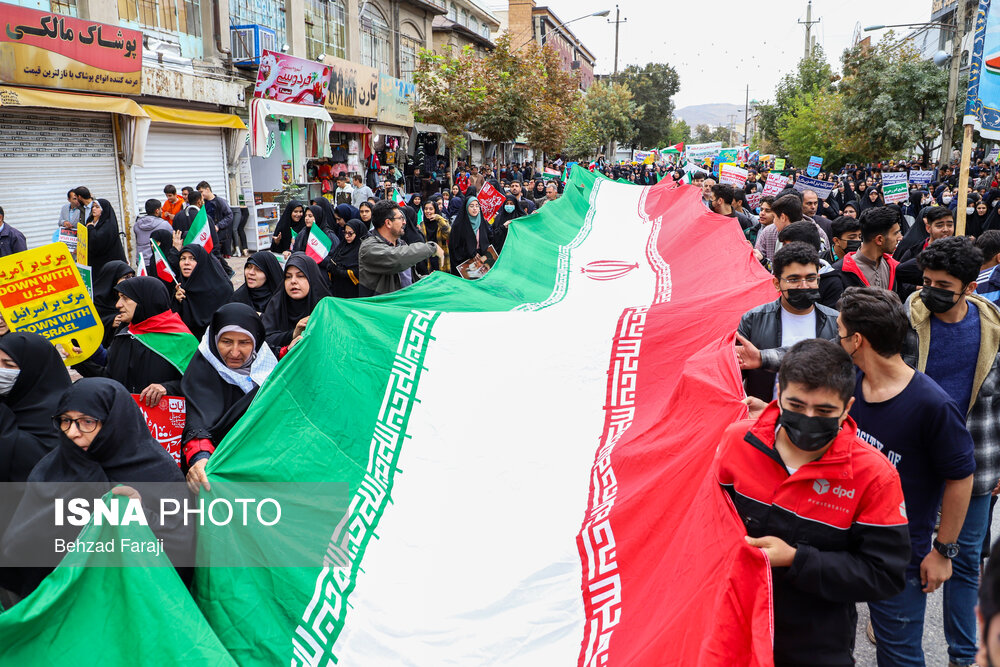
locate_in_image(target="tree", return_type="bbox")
[667,117,691,146]
[615,62,679,148]
[564,100,600,160]
[757,46,837,155]
[838,33,949,163]
[523,45,583,161]
[472,33,536,163]
[583,81,640,154]
[412,45,490,178]
[779,90,850,168]
[693,123,729,144]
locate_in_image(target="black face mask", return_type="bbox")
[785,287,820,310]
[845,239,862,253]
[779,407,842,452]
[919,285,959,314]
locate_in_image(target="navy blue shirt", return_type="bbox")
[851,370,975,573]
[925,301,980,414]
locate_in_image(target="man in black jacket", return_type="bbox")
[819,205,903,309]
[735,242,840,401]
[197,181,233,258]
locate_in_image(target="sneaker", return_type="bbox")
[866,620,876,645]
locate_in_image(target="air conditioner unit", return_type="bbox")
[230,24,277,67]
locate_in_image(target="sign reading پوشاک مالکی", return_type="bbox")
[254,50,331,106]
[881,172,909,204]
[0,243,102,365]
[0,3,142,94]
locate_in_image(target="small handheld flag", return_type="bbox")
[136,258,148,277]
[150,240,178,284]
[183,206,214,253]
[304,228,333,264]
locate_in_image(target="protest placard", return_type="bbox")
[717,148,739,163]
[687,141,723,162]
[456,245,499,280]
[131,395,186,466]
[0,243,103,365]
[476,181,507,222]
[793,175,836,200]
[881,172,909,204]
[746,192,763,211]
[909,170,935,185]
[774,158,786,170]
[762,173,790,197]
[988,146,1000,162]
[719,163,749,188]
[807,156,823,177]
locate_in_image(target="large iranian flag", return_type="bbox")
[0,169,777,665]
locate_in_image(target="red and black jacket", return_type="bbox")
[714,403,910,666]
[819,250,900,309]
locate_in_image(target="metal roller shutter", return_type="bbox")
[0,108,123,251]
[132,125,229,214]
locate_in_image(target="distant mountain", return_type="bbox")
[675,103,742,128]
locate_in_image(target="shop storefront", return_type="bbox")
[248,52,333,250]
[375,73,416,190]
[321,56,378,194]
[0,4,145,250]
[132,105,247,217]
[0,87,147,249]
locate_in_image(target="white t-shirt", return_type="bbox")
[780,306,816,348]
[773,306,817,399]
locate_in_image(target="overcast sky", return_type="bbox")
[534,0,934,109]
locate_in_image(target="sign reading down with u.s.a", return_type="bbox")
[0,243,102,364]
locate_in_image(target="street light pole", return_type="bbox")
[941,0,967,164]
[744,84,749,143]
[608,5,626,76]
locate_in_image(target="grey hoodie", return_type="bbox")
[133,214,173,263]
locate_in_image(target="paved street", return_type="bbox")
[853,509,1000,666]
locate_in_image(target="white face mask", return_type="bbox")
[0,368,19,396]
[968,206,976,215]
[943,196,953,204]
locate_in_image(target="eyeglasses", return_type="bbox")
[54,416,101,433]
[781,275,819,286]
[390,214,405,222]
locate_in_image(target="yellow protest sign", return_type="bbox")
[76,223,89,266]
[774,158,786,170]
[0,243,104,365]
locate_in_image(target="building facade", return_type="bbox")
[492,0,596,91]
[0,0,446,255]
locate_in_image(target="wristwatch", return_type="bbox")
[933,539,960,559]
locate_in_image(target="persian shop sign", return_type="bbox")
[0,3,142,94]
[377,73,415,126]
[323,55,379,118]
[254,50,331,106]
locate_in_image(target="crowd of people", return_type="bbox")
[7,149,1000,665]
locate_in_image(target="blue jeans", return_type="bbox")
[869,577,927,666]
[943,492,993,666]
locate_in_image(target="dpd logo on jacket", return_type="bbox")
[813,479,830,495]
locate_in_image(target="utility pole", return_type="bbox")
[798,1,820,59]
[941,0,968,164]
[744,84,749,143]
[608,5,627,75]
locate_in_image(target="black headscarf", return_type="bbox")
[272,200,305,253]
[533,181,546,199]
[447,194,464,219]
[893,205,934,260]
[311,196,338,234]
[175,244,234,339]
[334,204,360,229]
[87,198,127,274]
[231,251,284,312]
[116,276,172,325]
[147,228,178,290]
[491,194,526,252]
[181,303,270,450]
[328,218,367,300]
[2,378,188,595]
[292,206,339,256]
[93,260,135,345]
[0,332,70,482]
[261,253,331,350]
[448,196,490,273]
[859,187,884,211]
